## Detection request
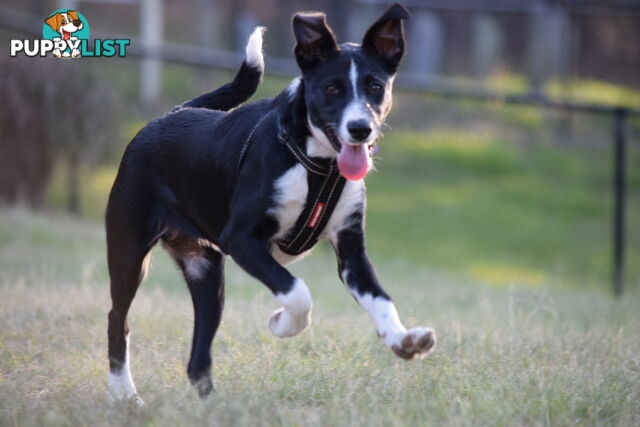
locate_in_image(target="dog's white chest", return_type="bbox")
[268,164,365,264]
[269,164,309,264]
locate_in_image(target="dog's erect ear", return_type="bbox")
[45,13,62,32]
[293,13,339,70]
[68,10,80,21]
[362,3,411,72]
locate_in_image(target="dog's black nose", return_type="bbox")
[73,19,82,27]
[347,120,372,141]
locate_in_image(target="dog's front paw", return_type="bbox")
[130,395,145,407]
[268,308,311,338]
[269,278,313,338]
[390,327,436,360]
[107,388,145,407]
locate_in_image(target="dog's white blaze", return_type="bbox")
[338,60,377,145]
[269,278,313,337]
[245,26,265,70]
[306,60,384,159]
[108,333,140,401]
[322,179,365,243]
[342,269,408,347]
[350,59,358,94]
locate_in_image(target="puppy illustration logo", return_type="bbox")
[10,10,127,58]
[43,9,90,58]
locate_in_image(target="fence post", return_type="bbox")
[327,0,347,42]
[57,0,78,11]
[472,13,502,79]
[140,0,164,107]
[197,0,216,93]
[408,10,444,77]
[612,108,627,297]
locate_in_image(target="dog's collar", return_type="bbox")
[276,122,335,176]
[279,118,380,173]
[236,108,338,177]
[236,110,274,172]
[237,110,378,177]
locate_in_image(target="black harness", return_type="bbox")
[237,111,347,256]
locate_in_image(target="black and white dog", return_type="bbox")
[106,3,435,403]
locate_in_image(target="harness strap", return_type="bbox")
[236,110,347,256]
[275,126,346,256]
[237,109,275,172]
[277,127,332,176]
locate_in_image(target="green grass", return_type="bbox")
[483,73,640,109]
[365,128,640,289]
[1,208,639,426]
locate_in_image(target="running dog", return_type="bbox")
[106,3,435,403]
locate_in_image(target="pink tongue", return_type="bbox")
[337,144,369,181]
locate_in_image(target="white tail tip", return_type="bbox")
[245,26,266,70]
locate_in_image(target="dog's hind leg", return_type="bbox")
[106,248,152,404]
[106,192,160,404]
[163,236,225,398]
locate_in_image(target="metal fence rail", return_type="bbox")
[2,10,637,295]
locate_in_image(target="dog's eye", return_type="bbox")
[370,83,383,93]
[324,84,339,94]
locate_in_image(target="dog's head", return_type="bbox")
[45,10,83,40]
[292,3,410,180]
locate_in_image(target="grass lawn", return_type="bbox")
[1,208,639,426]
[365,127,640,289]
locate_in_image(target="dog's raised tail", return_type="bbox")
[175,27,266,112]
[244,26,266,70]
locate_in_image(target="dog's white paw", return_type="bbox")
[107,389,145,407]
[268,307,311,338]
[390,327,436,360]
[269,278,313,338]
[130,395,145,407]
[108,369,144,406]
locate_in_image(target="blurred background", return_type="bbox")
[1,0,638,293]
